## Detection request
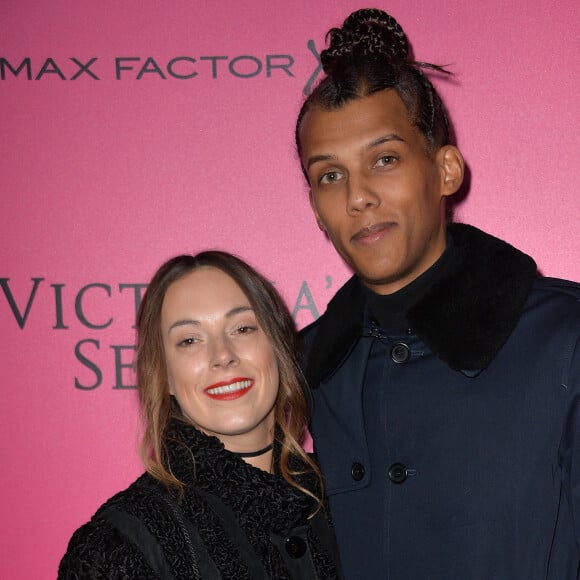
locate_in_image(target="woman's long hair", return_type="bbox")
[136,251,322,504]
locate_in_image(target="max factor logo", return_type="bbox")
[0,40,323,91]
[303,40,322,95]
[0,55,295,81]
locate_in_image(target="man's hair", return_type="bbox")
[296,8,454,181]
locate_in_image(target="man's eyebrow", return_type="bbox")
[366,133,405,149]
[306,153,336,170]
[306,134,405,169]
[167,306,254,335]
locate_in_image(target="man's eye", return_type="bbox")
[320,171,341,184]
[375,155,396,167]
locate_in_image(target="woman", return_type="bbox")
[58,251,342,579]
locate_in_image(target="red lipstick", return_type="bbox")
[204,377,254,401]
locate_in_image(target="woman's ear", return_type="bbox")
[437,145,464,197]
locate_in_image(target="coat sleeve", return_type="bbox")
[57,514,158,580]
[554,308,580,580]
[563,325,580,562]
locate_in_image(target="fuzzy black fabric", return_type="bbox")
[304,223,538,386]
[58,420,341,579]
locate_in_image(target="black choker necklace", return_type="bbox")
[231,443,273,458]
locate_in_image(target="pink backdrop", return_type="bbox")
[1,1,579,577]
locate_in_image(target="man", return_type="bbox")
[295,8,580,579]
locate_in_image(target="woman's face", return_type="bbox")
[161,266,279,451]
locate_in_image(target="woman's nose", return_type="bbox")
[209,336,239,369]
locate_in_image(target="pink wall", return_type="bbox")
[1,1,578,577]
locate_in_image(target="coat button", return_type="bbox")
[285,536,307,558]
[351,462,365,481]
[388,463,408,484]
[390,342,410,363]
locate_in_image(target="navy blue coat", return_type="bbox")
[301,224,580,580]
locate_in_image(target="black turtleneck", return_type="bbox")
[362,236,459,335]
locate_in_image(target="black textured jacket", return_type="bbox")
[58,420,342,579]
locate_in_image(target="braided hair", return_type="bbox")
[296,8,453,173]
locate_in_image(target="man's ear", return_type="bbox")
[437,145,464,197]
[309,191,326,232]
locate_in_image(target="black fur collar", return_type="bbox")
[304,224,537,385]
[165,419,316,531]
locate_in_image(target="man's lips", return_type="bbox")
[204,377,254,400]
[351,222,394,244]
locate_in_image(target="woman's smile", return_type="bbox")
[204,377,254,400]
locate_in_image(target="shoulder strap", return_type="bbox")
[196,489,270,580]
[309,509,345,580]
[101,482,222,580]
[150,486,222,580]
[100,507,178,580]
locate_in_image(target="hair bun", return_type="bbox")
[320,8,409,73]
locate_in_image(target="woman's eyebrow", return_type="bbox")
[167,306,254,335]
[225,305,254,318]
[167,318,199,335]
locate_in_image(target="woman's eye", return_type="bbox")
[177,337,198,347]
[375,155,396,168]
[233,324,258,336]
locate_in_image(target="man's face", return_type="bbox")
[299,89,461,295]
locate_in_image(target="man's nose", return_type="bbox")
[346,174,380,214]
